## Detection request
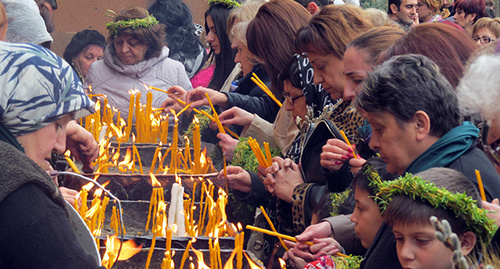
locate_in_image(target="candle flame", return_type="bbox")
[150,172,162,187]
[191,248,211,269]
[278,258,286,269]
[64,150,71,157]
[82,182,94,192]
[193,115,199,124]
[101,235,142,269]
[170,109,178,122]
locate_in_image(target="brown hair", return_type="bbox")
[0,1,6,41]
[295,5,374,59]
[382,23,477,88]
[247,0,311,97]
[107,7,166,60]
[347,25,405,66]
[472,17,500,38]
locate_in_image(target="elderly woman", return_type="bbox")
[458,41,500,172]
[472,17,500,46]
[63,29,106,83]
[85,6,192,120]
[0,41,98,267]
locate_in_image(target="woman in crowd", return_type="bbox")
[205,0,240,91]
[165,0,278,131]
[0,41,98,268]
[63,29,106,83]
[417,0,448,22]
[148,0,207,79]
[458,41,500,172]
[284,26,408,263]
[472,17,500,46]
[453,0,486,35]
[85,6,192,120]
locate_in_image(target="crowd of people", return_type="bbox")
[1,0,500,268]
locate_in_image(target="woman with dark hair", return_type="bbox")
[148,0,206,79]
[205,0,240,91]
[453,0,486,35]
[84,7,192,120]
[382,22,477,88]
[63,29,105,83]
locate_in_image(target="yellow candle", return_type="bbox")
[170,113,179,174]
[132,145,144,174]
[246,225,314,246]
[259,206,288,251]
[179,239,193,269]
[204,93,225,134]
[475,169,487,201]
[193,122,201,174]
[65,156,81,173]
[126,93,135,142]
[340,130,358,159]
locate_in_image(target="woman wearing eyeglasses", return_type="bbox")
[472,17,500,46]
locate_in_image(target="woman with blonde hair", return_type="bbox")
[417,0,449,22]
[472,17,500,45]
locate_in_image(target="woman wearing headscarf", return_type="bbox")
[0,41,99,268]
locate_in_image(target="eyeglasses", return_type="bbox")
[472,35,495,44]
[283,92,305,106]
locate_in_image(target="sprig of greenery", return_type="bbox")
[330,189,351,216]
[106,12,159,37]
[183,109,213,140]
[208,0,241,8]
[331,255,364,269]
[366,168,497,243]
[231,137,281,172]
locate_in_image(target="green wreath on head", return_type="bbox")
[208,0,242,8]
[365,167,497,244]
[106,10,159,38]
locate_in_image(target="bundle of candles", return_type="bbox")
[75,91,218,175]
[247,137,273,168]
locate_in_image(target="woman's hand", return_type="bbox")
[483,198,500,224]
[186,87,228,108]
[216,133,239,162]
[59,187,81,206]
[218,107,255,127]
[284,248,308,269]
[161,86,188,112]
[285,231,341,263]
[264,157,303,203]
[65,121,98,173]
[218,165,252,193]
[349,157,366,175]
[320,138,355,172]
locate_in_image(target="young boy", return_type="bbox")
[289,158,400,268]
[378,167,495,269]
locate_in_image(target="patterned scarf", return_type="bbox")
[0,42,94,147]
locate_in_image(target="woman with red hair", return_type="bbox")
[453,0,486,35]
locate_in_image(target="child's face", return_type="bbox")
[350,187,383,248]
[392,222,453,269]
